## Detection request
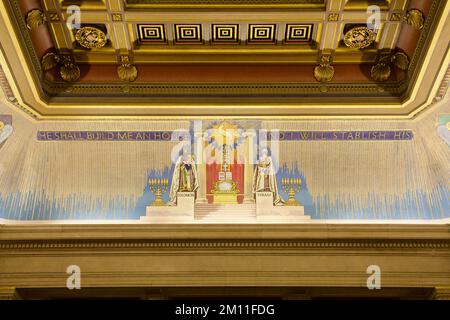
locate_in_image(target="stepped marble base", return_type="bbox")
[142,191,309,223]
[141,192,194,223]
[255,192,309,222]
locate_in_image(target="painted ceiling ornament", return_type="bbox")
[406,9,425,30]
[75,26,107,49]
[344,26,375,49]
[26,9,46,31]
[371,51,410,82]
[314,55,334,82]
[117,56,138,82]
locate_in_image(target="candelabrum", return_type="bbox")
[149,178,169,206]
[282,177,302,206]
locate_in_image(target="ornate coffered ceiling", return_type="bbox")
[0,0,449,118]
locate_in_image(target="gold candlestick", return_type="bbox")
[149,178,169,206]
[282,177,302,206]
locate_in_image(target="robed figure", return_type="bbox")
[167,151,199,206]
[252,148,284,205]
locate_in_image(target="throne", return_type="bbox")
[210,144,239,204]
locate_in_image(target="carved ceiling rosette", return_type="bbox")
[75,26,108,49]
[344,26,376,49]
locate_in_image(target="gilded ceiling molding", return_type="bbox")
[405,9,425,30]
[125,0,325,8]
[1,239,449,250]
[41,53,80,82]
[371,51,410,82]
[42,82,400,96]
[408,0,439,75]
[127,0,324,3]
[0,65,15,99]
[435,65,450,101]
[25,9,46,31]
[314,54,334,82]
[0,65,39,119]
[117,56,138,82]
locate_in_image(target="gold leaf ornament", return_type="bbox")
[26,9,46,30]
[117,57,138,82]
[118,64,138,82]
[41,53,79,82]
[344,27,375,49]
[60,64,80,82]
[314,55,334,82]
[75,26,107,49]
[391,52,409,70]
[59,56,80,82]
[41,53,59,71]
[406,9,425,30]
[371,63,391,81]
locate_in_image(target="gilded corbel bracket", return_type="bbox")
[25,9,46,31]
[371,50,410,82]
[314,53,335,82]
[117,55,138,82]
[41,53,80,82]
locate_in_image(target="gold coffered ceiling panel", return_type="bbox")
[0,0,449,119]
[123,0,326,9]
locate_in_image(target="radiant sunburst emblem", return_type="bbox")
[344,26,375,49]
[75,26,107,49]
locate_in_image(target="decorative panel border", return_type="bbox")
[285,24,314,43]
[248,24,277,44]
[212,24,240,44]
[174,24,203,44]
[138,24,166,43]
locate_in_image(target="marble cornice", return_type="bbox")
[1,222,449,250]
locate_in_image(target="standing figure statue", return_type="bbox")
[252,148,285,206]
[167,147,199,206]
